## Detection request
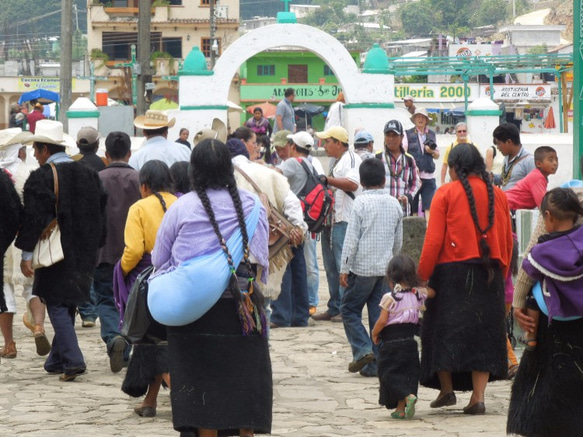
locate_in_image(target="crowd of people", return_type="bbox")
[0,99,581,436]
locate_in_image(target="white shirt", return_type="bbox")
[129,136,191,171]
[329,149,362,223]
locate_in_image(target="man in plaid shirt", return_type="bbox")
[375,120,421,216]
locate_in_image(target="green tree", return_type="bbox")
[469,0,509,27]
[399,0,435,35]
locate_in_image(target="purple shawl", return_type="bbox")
[113,253,152,328]
[152,189,269,283]
[522,225,583,322]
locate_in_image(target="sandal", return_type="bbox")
[391,410,406,420]
[405,395,417,419]
[0,341,17,359]
[518,336,537,351]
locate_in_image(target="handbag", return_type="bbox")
[234,165,293,259]
[32,163,64,269]
[121,266,167,344]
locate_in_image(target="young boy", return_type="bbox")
[505,146,558,210]
[339,159,403,377]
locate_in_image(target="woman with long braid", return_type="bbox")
[152,139,271,437]
[417,144,513,415]
[116,160,176,417]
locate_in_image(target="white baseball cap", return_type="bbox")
[287,131,314,149]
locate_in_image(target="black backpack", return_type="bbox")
[297,158,334,233]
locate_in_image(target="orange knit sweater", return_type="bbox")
[418,176,513,281]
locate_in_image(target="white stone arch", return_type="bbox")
[213,23,359,104]
[175,23,397,146]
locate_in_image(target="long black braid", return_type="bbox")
[450,144,496,283]
[151,191,167,213]
[193,184,242,303]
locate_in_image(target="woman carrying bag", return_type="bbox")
[151,139,271,437]
[115,160,176,417]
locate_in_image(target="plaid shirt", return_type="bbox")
[340,188,403,277]
[375,148,421,213]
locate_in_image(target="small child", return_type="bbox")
[520,187,583,350]
[505,146,558,210]
[372,254,435,420]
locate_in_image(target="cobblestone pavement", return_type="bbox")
[0,278,518,437]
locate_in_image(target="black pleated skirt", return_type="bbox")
[167,297,272,436]
[420,261,507,391]
[378,323,420,408]
[507,314,583,437]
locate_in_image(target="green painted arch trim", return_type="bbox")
[466,109,501,116]
[66,111,101,118]
[180,105,229,110]
[178,71,214,76]
[344,103,395,109]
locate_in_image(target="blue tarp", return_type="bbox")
[18,89,60,104]
[446,106,465,117]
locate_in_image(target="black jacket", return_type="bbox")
[0,170,22,311]
[15,162,107,306]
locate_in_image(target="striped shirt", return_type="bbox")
[376,149,421,212]
[340,188,403,277]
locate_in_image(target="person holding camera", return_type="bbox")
[403,108,439,220]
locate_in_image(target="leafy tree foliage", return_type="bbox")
[399,0,435,35]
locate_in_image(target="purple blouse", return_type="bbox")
[152,188,270,283]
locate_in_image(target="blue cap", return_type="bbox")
[354,130,374,146]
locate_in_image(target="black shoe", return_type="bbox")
[430,392,457,408]
[60,367,86,382]
[109,336,127,373]
[311,311,333,321]
[463,402,486,415]
[348,352,375,373]
[359,368,377,377]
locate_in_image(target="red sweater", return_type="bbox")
[504,168,547,210]
[418,176,513,281]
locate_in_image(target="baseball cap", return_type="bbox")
[287,131,314,149]
[354,130,374,146]
[34,102,44,110]
[77,126,100,145]
[272,130,292,148]
[383,120,403,135]
[316,126,349,144]
[403,95,414,101]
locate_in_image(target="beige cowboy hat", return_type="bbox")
[410,107,430,122]
[11,120,76,149]
[134,110,176,130]
[0,128,24,149]
[193,118,227,146]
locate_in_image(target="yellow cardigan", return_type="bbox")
[120,191,177,274]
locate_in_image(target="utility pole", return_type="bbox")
[60,0,72,126]
[137,0,152,115]
[574,0,582,179]
[210,0,216,69]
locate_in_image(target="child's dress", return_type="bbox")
[377,285,427,409]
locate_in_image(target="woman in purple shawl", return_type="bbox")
[244,107,272,138]
[508,187,583,436]
[152,139,271,437]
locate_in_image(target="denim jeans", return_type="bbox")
[271,245,310,327]
[321,222,348,317]
[304,234,320,307]
[45,304,85,373]
[93,263,130,359]
[340,273,385,361]
[77,284,98,322]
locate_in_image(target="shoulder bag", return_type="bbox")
[234,165,293,259]
[32,163,65,269]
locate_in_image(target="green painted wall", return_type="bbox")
[243,51,360,84]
